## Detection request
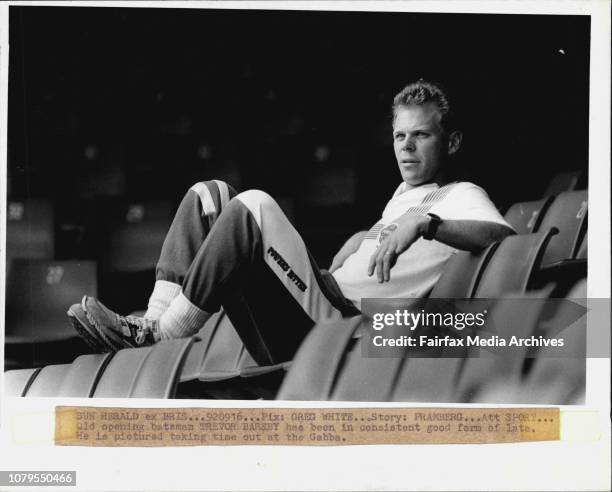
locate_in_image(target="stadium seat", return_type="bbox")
[198,334,254,382]
[276,316,362,400]
[240,361,291,378]
[6,200,55,279]
[521,280,586,404]
[329,343,404,401]
[453,294,552,403]
[105,200,174,272]
[5,343,191,399]
[466,280,587,405]
[179,339,211,383]
[178,308,289,397]
[390,357,466,402]
[278,233,553,402]
[5,259,98,344]
[93,338,193,398]
[54,353,115,397]
[381,298,472,403]
[24,364,73,397]
[391,285,556,403]
[536,190,587,266]
[543,170,584,197]
[279,230,557,402]
[180,307,328,396]
[3,368,41,397]
[429,244,498,298]
[504,196,554,234]
[310,299,462,402]
[575,233,587,259]
[178,337,272,400]
[473,230,557,298]
[185,311,257,383]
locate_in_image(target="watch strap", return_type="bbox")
[423,213,442,240]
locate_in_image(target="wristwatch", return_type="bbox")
[422,213,442,240]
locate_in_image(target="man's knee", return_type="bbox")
[232,190,286,227]
[235,189,279,211]
[188,180,236,216]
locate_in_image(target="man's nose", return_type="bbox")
[402,137,416,151]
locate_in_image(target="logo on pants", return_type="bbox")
[267,246,308,292]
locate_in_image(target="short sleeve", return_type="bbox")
[430,182,514,229]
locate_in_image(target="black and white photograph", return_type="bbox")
[0,1,609,491]
[2,3,592,401]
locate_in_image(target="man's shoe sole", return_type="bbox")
[67,304,108,353]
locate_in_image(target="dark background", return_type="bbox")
[7,6,590,267]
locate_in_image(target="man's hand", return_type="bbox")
[367,214,515,283]
[329,231,367,273]
[367,214,429,283]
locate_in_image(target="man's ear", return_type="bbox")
[447,130,463,155]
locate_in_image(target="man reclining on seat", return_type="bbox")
[68,80,515,364]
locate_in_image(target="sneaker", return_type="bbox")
[67,296,158,352]
[67,301,106,352]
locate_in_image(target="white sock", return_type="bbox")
[145,280,182,320]
[157,292,211,340]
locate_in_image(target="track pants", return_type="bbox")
[156,180,358,364]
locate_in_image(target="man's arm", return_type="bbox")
[368,213,514,283]
[329,230,367,273]
[429,219,515,251]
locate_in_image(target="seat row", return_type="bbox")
[6,311,286,399]
[5,170,586,269]
[503,189,587,264]
[5,198,175,369]
[4,188,587,333]
[6,282,586,403]
[6,199,174,273]
[3,188,588,368]
[5,210,587,401]
[278,280,586,404]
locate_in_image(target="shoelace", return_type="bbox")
[120,316,149,345]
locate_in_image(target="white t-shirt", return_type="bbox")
[332,181,512,310]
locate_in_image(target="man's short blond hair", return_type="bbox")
[392,80,457,132]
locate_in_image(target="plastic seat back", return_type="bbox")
[391,357,465,402]
[93,339,193,398]
[504,197,554,234]
[195,311,256,382]
[56,353,114,397]
[25,364,72,397]
[277,317,362,400]
[4,368,41,397]
[179,311,241,383]
[536,190,587,265]
[106,201,174,272]
[454,296,550,403]
[473,230,556,298]
[6,200,54,265]
[5,260,98,343]
[543,170,583,197]
[575,233,587,259]
[523,280,587,404]
[430,244,497,299]
[329,344,405,401]
[392,287,554,403]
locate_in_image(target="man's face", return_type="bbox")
[392,103,449,187]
